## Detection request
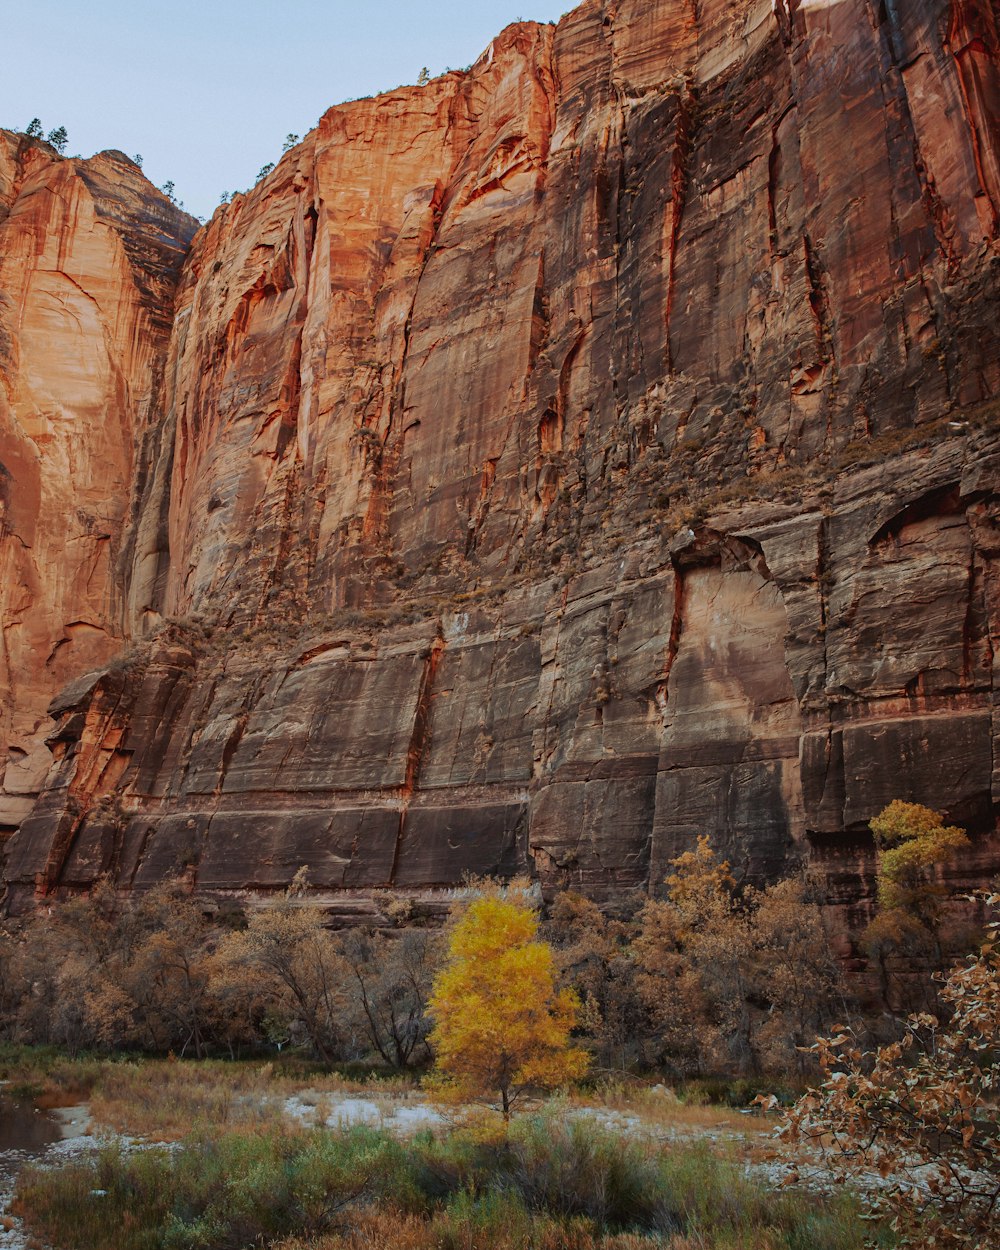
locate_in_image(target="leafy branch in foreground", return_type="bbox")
[782,892,1000,1248]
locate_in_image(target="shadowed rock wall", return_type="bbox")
[2,0,999,925]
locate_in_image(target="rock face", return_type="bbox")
[2,0,1000,926]
[0,134,196,841]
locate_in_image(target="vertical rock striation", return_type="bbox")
[0,134,196,844]
[2,0,999,926]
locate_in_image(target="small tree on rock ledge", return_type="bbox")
[864,801,970,1011]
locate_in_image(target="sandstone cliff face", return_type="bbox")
[0,134,196,843]
[3,0,1000,924]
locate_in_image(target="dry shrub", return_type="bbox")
[89,1058,283,1137]
[783,892,1000,1248]
[274,1207,665,1250]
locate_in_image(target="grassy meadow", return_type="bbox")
[12,1102,887,1250]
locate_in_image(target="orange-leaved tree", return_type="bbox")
[427,881,589,1117]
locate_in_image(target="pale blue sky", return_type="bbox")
[3,1,573,221]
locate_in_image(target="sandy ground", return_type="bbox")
[284,1090,446,1132]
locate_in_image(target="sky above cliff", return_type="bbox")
[3,0,572,221]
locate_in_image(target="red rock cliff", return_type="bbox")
[3,0,1000,925]
[0,134,196,842]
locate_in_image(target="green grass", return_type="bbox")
[0,1043,110,1104]
[14,1111,890,1250]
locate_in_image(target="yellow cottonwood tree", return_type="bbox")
[864,801,970,1010]
[427,883,589,1117]
[869,800,968,917]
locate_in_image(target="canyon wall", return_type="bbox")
[0,134,195,845]
[2,0,1000,925]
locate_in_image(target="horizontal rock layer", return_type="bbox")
[9,430,1000,929]
[2,0,1000,926]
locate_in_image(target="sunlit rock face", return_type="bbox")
[0,134,195,844]
[2,0,999,926]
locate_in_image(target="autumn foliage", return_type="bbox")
[631,837,843,1076]
[427,882,589,1115]
[870,800,969,917]
[784,891,1000,1248]
[0,873,439,1066]
[863,801,973,1013]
